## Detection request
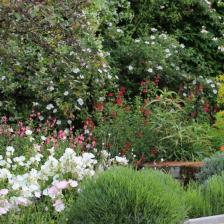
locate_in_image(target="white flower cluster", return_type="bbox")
[0,146,97,215]
[0,146,129,215]
[98,150,129,171]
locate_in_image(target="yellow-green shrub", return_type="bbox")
[217,74,224,106]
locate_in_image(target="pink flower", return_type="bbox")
[48,186,60,199]
[75,134,84,144]
[58,130,66,140]
[0,207,8,215]
[69,180,78,188]
[53,199,65,212]
[14,197,31,206]
[0,189,8,196]
[54,181,68,190]
[46,136,51,144]
[18,126,26,137]
[1,116,8,124]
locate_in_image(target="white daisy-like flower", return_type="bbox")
[56,120,61,125]
[64,91,69,96]
[150,35,156,40]
[156,65,163,70]
[46,104,54,110]
[25,129,32,136]
[77,98,84,106]
[72,68,80,73]
[116,28,123,33]
[39,116,44,121]
[128,65,133,71]
[47,86,54,92]
[151,28,157,32]
[180,44,185,48]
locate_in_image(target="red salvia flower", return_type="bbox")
[116,97,123,106]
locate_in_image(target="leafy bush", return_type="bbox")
[93,86,213,161]
[68,167,187,224]
[197,152,224,182]
[0,1,116,120]
[186,173,224,218]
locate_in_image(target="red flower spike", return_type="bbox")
[116,97,123,106]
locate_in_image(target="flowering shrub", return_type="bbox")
[93,84,214,162]
[95,0,224,97]
[108,34,189,93]
[112,0,224,77]
[0,1,116,120]
[68,167,187,224]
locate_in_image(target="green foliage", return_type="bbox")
[0,1,116,119]
[197,152,224,182]
[186,173,224,218]
[68,167,187,224]
[93,89,213,161]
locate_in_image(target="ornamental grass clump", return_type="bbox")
[186,173,224,218]
[68,167,187,224]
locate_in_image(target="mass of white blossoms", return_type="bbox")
[0,146,128,215]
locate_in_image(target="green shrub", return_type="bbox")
[186,173,224,218]
[68,167,187,224]
[0,1,116,120]
[197,152,224,182]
